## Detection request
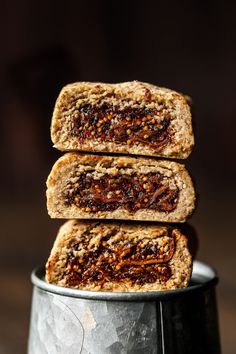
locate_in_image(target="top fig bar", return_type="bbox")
[51,81,194,159]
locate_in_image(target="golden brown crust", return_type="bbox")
[46,220,192,292]
[46,153,196,222]
[51,81,194,159]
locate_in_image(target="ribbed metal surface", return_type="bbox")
[28,261,221,354]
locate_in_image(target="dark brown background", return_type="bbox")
[0,1,236,353]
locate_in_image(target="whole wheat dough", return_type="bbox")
[51,81,194,159]
[46,153,196,222]
[46,220,192,292]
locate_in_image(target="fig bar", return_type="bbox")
[46,220,192,292]
[46,153,196,222]
[51,81,194,159]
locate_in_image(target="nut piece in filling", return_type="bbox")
[51,81,194,159]
[46,153,196,222]
[46,220,193,292]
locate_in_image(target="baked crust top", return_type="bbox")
[51,80,194,159]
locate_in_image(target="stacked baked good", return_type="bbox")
[45,81,196,292]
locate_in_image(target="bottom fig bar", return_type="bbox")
[46,220,192,292]
[28,261,221,354]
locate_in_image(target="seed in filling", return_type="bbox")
[66,231,175,288]
[64,172,179,213]
[70,103,173,151]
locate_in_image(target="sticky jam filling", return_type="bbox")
[64,172,179,213]
[66,231,175,287]
[70,103,172,151]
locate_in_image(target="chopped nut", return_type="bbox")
[74,196,80,203]
[142,176,148,181]
[98,127,102,132]
[144,134,149,139]
[126,129,131,134]
[85,207,91,212]
[143,125,148,131]
[126,117,131,121]
[116,264,121,270]
[127,139,132,145]
[144,198,148,203]
[115,190,121,195]
[67,263,72,270]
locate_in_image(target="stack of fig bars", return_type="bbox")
[46,81,196,292]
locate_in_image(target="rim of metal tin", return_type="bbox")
[31,260,218,301]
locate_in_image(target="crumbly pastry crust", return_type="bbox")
[46,220,192,292]
[46,153,196,222]
[51,81,194,159]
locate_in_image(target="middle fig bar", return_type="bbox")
[47,153,196,222]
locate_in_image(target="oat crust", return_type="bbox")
[46,153,196,222]
[51,81,194,159]
[46,220,192,292]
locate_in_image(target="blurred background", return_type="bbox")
[0,0,236,353]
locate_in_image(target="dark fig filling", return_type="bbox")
[70,103,172,151]
[66,232,175,287]
[64,172,179,213]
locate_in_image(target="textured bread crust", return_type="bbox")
[46,153,196,222]
[46,220,193,292]
[51,81,194,159]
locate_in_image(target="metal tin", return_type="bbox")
[28,260,221,354]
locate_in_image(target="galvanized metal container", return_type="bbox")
[28,260,221,354]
